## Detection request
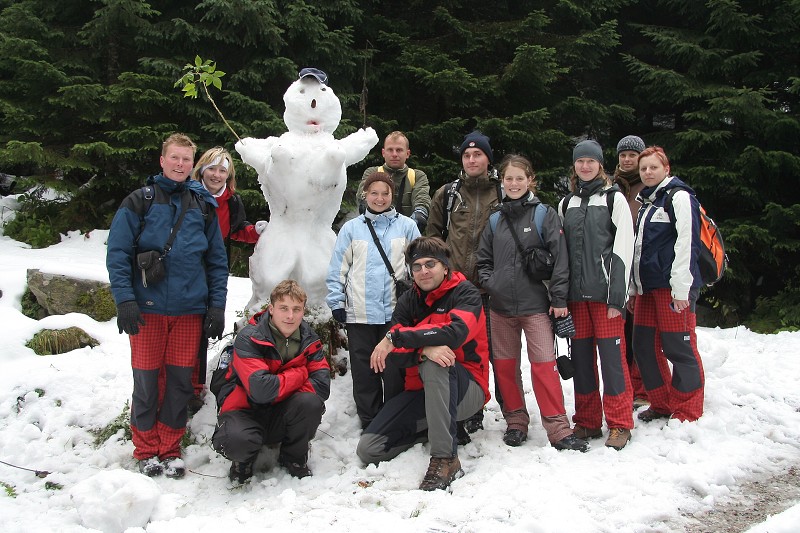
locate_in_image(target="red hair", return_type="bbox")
[638,146,670,169]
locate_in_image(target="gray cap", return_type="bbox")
[573,139,604,164]
[616,135,645,155]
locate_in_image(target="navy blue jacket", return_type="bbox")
[632,176,703,300]
[106,174,228,314]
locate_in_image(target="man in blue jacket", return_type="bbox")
[106,133,228,479]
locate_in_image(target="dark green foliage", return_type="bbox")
[93,401,132,446]
[0,0,797,329]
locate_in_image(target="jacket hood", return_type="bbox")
[423,271,467,306]
[148,173,219,207]
[639,176,695,204]
[575,177,607,198]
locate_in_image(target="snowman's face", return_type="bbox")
[283,77,342,134]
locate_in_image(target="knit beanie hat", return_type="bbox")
[459,131,493,163]
[616,135,645,155]
[362,171,395,197]
[573,139,604,164]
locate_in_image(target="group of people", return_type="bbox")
[106,124,707,493]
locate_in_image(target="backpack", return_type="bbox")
[441,174,503,241]
[488,203,548,244]
[664,188,728,287]
[133,185,214,239]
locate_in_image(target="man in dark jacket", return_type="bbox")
[357,237,489,491]
[106,133,228,479]
[212,280,331,484]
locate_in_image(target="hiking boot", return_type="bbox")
[456,421,471,445]
[162,457,186,479]
[633,397,650,410]
[502,428,527,447]
[573,425,603,440]
[187,393,205,416]
[605,428,631,450]
[279,455,312,478]
[463,412,483,434]
[637,408,670,422]
[228,461,254,484]
[138,457,163,477]
[419,456,464,491]
[552,434,589,453]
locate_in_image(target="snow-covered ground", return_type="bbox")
[1,197,799,532]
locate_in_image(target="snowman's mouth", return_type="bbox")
[308,121,319,126]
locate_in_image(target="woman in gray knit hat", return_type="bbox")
[557,139,636,450]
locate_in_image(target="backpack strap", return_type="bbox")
[490,203,546,244]
[441,178,461,241]
[560,193,573,218]
[134,186,156,249]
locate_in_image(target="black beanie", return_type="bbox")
[459,131,493,163]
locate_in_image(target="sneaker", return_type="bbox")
[633,397,650,409]
[463,412,484,434]
[637,408,671,422]
[228,461,254,484]
[573,425,603,440]
[419,456,464,491]
[502,428,527,447]
[187,393,205,416]
[162,457,186,479]
[605,428,632,450]
[138,456,163,477]
[456,421,471,446]
[279,455,312,478]
[551,434,589,453]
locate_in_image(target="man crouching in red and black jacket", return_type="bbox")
[212,280,330,484]
[357,236,490,492]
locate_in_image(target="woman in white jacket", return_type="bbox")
[326,172,420,428]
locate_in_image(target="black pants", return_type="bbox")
[212,392,324,464]
[346,322,405,428]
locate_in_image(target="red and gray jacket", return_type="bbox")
[217,311,330,413]
[386,271,490,403]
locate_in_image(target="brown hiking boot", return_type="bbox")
[573,425,603,440]
[637,408,671,422]
[605,428,632,450]
[419,456,464,491]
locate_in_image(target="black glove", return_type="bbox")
[117,301,145,335]
[411,207,428,232]
[332,308,347,324]
[204,307,225,339]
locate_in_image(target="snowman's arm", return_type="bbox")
[339,127,379,166]
[235,137,277,176]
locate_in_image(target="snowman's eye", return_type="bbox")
[321,87,326,91]
[299,88,305,94]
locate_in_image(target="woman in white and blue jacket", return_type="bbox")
[630,146,705,422]
[326,172,420,428]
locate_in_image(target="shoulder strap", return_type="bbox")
[532,203,547,244]
[134,186,156,248]
[441,179,461,241]
[605,188,616,218]
[162,192,191,255]
[560,193,573,218]
[489,211,501,234]
[407,168,415,188]
[503,215,527,256]
[364,219,399,283]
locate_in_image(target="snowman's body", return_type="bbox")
[236,75,377,310]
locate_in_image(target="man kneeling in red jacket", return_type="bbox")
[212,280,330,483]
[358,236,490,491]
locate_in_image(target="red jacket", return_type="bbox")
[215,187,259,244]
[388,271,490,403]
[217,311,330,413]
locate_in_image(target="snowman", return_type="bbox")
[236,68,378,311]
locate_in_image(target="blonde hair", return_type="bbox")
[384,131,409,148]
[162,133,196,156]
[192,146,237,192]
[569,164,611,192]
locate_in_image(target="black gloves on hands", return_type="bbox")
[117,301,145,335]
[204,307,225,339]
[411,207,428,232]
[332,308,347,324]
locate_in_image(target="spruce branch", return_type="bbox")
[175,56,241,141]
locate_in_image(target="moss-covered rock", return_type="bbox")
[26,269,116,321]
[26,327,99,355]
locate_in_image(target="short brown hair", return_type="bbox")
[162,133,197,156]
[405,236,451,278]
[270,279,307,306]
[384,131,409,148]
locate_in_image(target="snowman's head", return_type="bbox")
[283,69,342,135]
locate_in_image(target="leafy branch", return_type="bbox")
[175,56,240,141]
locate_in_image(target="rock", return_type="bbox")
[26,269,116,321]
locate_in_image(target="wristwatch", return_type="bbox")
[385,330,394,344]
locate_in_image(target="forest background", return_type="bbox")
[0,0,798,332]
